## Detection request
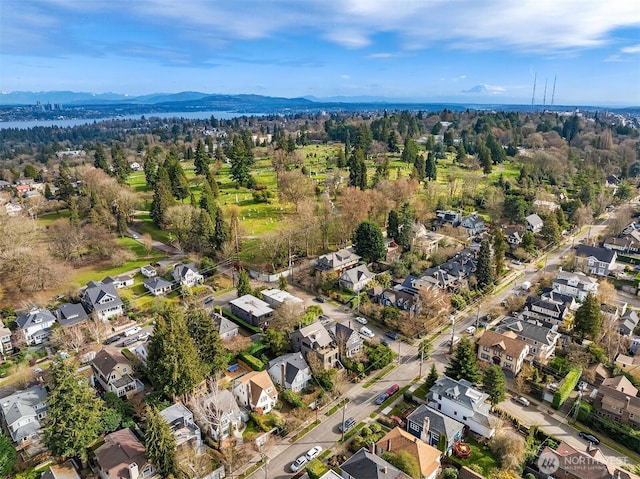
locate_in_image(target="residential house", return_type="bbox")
[537,440,640,479]
[619,310,640,336]
[232,370,278,414]
[412,231,444,258]
[260,288,304,308]
[16,307,57,345]
[0,180,10,189]
[160,403,202,449]
[4,202,22,216]
[229,294,273,328]
[533,199,560,211]
[435,210,462,227]
[375,427,441,479]
[268,352,312,392]
[614,354,640,382]
[406,404,464,455]
[95,428,156,479]
[91,348,144,399]
[341,447,412,479]
[0,326,13,360]
[339,264,376,292]
[552,270,599,301]
[385,238,401,262]
[368,287,416,312]
[574,245,617,277]
[102,274,135,289]
[460,215,485,237]
[606,175,621,189]
[132,343,149,367]
[592,376,640,428]
[504,226,524,245]
[197,389,245,442]
[54,303,89,328]
[82,280,125,320]
[212,312,239,340]
[411,249,477,292]
[172,262,204,287]
[631,336,640,355]
[477,330,530,376]
[603,235,640,254]
[143,277,173,296]
[291,320,339,370]
[15,184,30,196]
[523,295,568,326]
[0,385,48,445]
[329,322,364,358]
[41,461,82,479]
[140,265,157,278]
[315,247,361,273]
[525,213,544,233]
[540,289,578,312]
[427,376,497,438]
[496,316,561,361]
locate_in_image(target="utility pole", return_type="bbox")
[449,314,456,354]
[419,349,424,377]
[341,404,347,442]
[476,304,480,329]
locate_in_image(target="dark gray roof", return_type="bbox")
[525,295,567,316]
[340,448,411,479]
[333,322,363,350]
[16,308,56,330]
[496,316,558,345]
[268,352,310,384]
[427,376,489,410]
[173,262,200,279]
[212,313,238,335]
[143,277,172,291]
[55,303,89,328]
[575,244,617,263]
[406,404,464,438]
[0,385,48,429]
[83,281,123,312]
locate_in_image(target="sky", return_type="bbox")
[1,0,639,106]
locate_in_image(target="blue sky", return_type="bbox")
[1,1,639,106]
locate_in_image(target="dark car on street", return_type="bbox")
[339,417,356,432]
[579,432,600,445]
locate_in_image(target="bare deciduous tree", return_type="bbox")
[489,428,526,471]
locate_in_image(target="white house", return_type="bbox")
[102,274,134,289]
[232,370,278,414]
[143,277,173,296]
[16,307,57,345]
[140,265,157,278]
[0,385,48,444]
[172,263,204,287]
[460,214,485,236]
[261,289,304,308]
[525,213,544,233]
[574,245,618,277]
[339,264,375,292]
[198,389,245,442]
[268,352,312,393]
[552,270,599,301]
[427,376,497,438]
[82,281,125,320]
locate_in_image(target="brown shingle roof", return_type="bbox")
[477,330,528,358]
[92,347,130,376]
[95,428,149,479]
[376,427,441,479]
[237,371,277,407]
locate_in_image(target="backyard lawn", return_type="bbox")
[448,437,500,477]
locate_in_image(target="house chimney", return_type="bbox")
[387,439,392,452]
[382,466,388,474]
[128,462,139,479]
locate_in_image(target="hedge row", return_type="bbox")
[552,367,581,409]
[583,412,640,453]
[238,352,265,371]
[221,309,262,334]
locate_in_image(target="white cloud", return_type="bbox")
[621,44,640,54]
[463,84,507,95]
[340,74,351,80]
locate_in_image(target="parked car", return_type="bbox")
[375,392,389,405]
[305,446,322,461]
[355,316,368,325]
[105,335,121,345]
[389,415,406,427]
[314,296,326,303]
[466,326,476,335]
[512,259,522,265]
[514,396,530,406]
[204,296,214,304]
[385,331,399,340]
[381,339,390,347]
[137,332,150,341]
[131,233,139,239]
[123,337,138,347]
[124,326,142,337]
[290,455,308,472]
[339,417,356,432]
[360,327,375,338]
[579,432,600,445]
[386,384,400,396]
[446,336,460,347]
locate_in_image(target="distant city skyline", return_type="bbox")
[1,1,639,106]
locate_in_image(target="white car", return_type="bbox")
[290,455,308,472]
[305,446,322,461]
[466,326,476,335]
[137,332,150,341]
[124,326,142,337]
[355,316,368,325]
[360,327,375,338]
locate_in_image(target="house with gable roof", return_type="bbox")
[339,264,376,291]
[406,404,464,455]
[552,270,599,301]
[340,447,412,479]
[427,376,497,438]
[16,307,57,345]
[54,303,89,328]
[460,214,485,237]
[593,375,640,428]
[574,245,617,277]
[95,428,156,479]
[196,388,245,441]
[172,262,204,287]
[143,277,173,296]
[495,316,560,361]
[619,309,639,336]
[268,352,312,393]
[82,280,125,320]
[261,288,304,308]
[375,427,441,479]
[232,370,278,414]
[315,247,361,273]
[525,213,544,233]
[160,402,202,449]
[102,274,134,289]
[523,295,568,326]
[329,321,364,358]
[140,265,157,278]
[291,320,339,370]
[0,385,48,445]
[91,347,144,399]
[477,329,530,376]
[212,312,239,340]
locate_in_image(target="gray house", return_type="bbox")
[82,281,125,320]
[212,312,239,340]
[160,403,202,448]
[16,307,57,345]
[620,310,640,336]
[268,352,312,392]
[329,322,364,358]
[525,213,544,233]
[54,303,89,328]
[229,294,274,328]
[406,404,464,455]
[339,265,375,292]
[0,385,48,444]
[340,448,411,479]
[574,244,618,277]
[460,214,485,236]
[143,277,173,296]
[315,247,361,273]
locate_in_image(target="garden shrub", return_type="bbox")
[552,367,581,409]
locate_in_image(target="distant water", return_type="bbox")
[0,110,256,130]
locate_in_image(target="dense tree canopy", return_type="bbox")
[352,221,386,263]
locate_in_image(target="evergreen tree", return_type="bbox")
[55,165,75,202]
[195,209,216,251]
[146,305,205,397]
[145,406,177,478]
[236,269,251,297]
[445,337,481,384]
[0,434,16,478]
[44,182,53,199]
[94,142,108,171]
[401,137,419,166]
[194,139,211,175]
[387,210,400,243]
[353,221,386,263]
[44,358,104,462]
[228,136,253,186]
[476,239,494,290]
[414,154,426,180]
[397,202,414,251]
[521,231,535,253]
[69,196,80,227]
[164,149,190,201]
[199,182,217,218]
[110,142,130,183]
[486,133,506,164]
[456,142,467,162]
[348,148,367,190]
[150,166,174,228]
[425,363,439,389]
[204,168,220,198]
[479,143,492,174]
[540,212,561,244]
[144,146,161,189]
[482,365,506,406]
[492,228,507,277]
[387,131,400,153]
[425,152,437,181]
[574,292,603,341]
[213,207,229,251]
[186,308,228,377]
